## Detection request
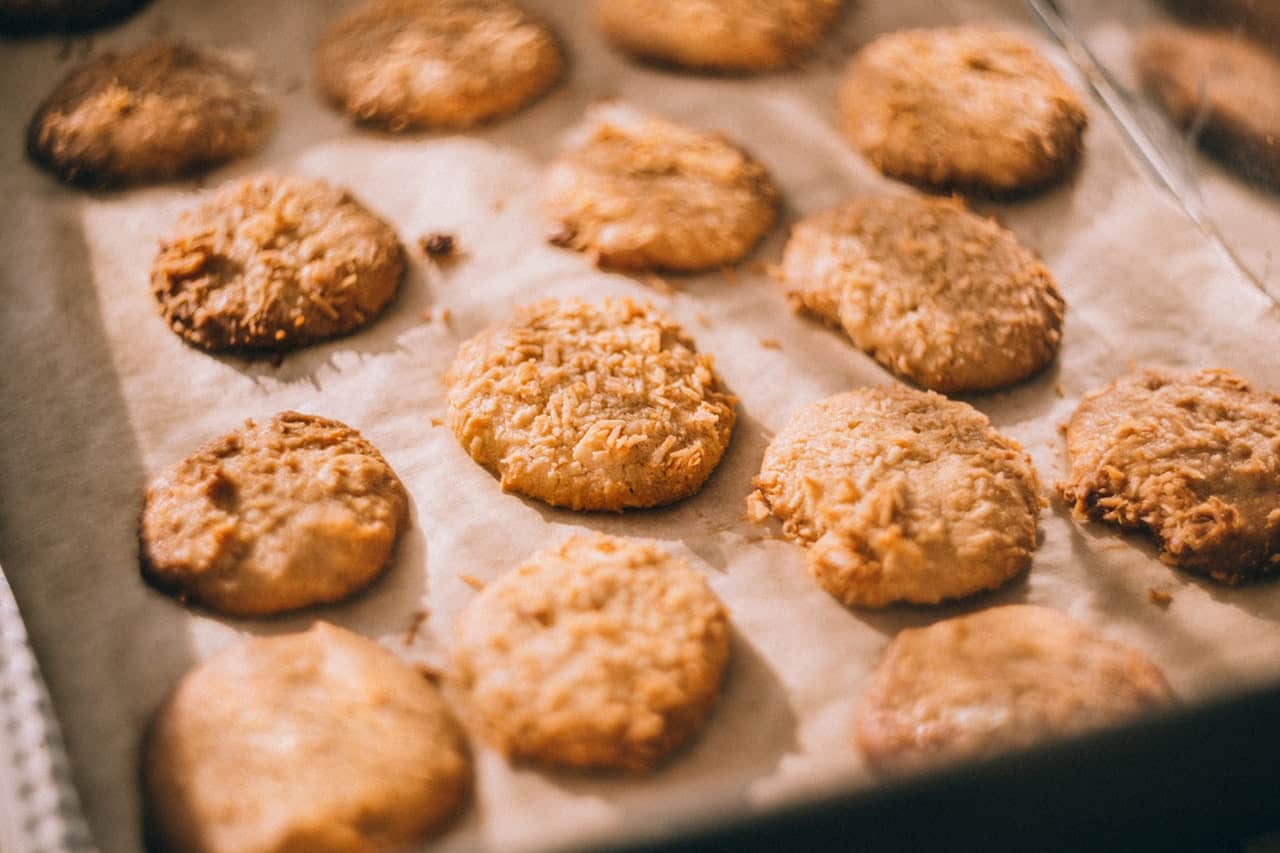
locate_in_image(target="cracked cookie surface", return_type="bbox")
[451,534,730,771]
[1058,367,1280,584]
[445,297,737,511]
[748,386,1042,607]
[151,175,404,352]
[140,412,409,616]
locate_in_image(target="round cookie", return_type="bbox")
[854,605,1175,774]
[26,42,273,187]
[445,297,737,511]
[837,26,1088,195]
[144,623,470,852]
[1058,367,1280,585]
[140,412,409,617]
[151,175,405,352]
[544,104,779,271]
[1136,26,1280,186]
[747,386,1043,607]
[0,0,147,33]
[315,0,564,131]
[593,0,844,73]
[451,534,731,771]
[777,194,1065,393]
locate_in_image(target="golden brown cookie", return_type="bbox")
[140,412,409,617]
[0,0,147,33]
[451,534,730,771]
[593,0,844,72]
[151,175,404,352]
[854,605,1175,774]
[315,0,564,131]
[445,298,737,511]
[1058,367,1280,585]
[544,104,779,271]
[747,386,1043,607]
[777,195,1065,393]
[144,623,470,853]
[26,42,273,187]
[1136,26,1280,186]
[837,26,1088,195]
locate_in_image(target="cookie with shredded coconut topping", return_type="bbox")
[26,41,273,187]
[445,298,737,511]
[145,623,470,852]
[544,104,779,271]
[1058,367,1280,585]
[747,386,1043,607]
[854,605,1174,775]
[451,534,730,771]
[777,194,1065,393]
[837,26,1087,194]
[315,0,564,131]
[151,175,404,352]
[139,412,409,616]
[593,0,844,72]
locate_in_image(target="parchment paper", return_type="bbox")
[4,1,1280,851]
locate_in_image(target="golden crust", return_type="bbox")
[144,623,470,853]
[544,104,779,272]
[151,175,405,352]
[837,26,1088,195]
[1058,367,1280,584]
[451,534,730,771]
[593,0,844,72]
[1136,26,1280,186]
[854,605,1175,775]
[139,412,409,617]
[445,298,737,511]
[748,386,1043,607]
[314,0,564,131]
[777,195,1065,393]
[26,41,273,187]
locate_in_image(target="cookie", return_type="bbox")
[777,194,1065,393]
[26,42,273,187]
[837,26,1088,195]
[445,297,737,511]
[315,0,564,131]
[854,605,1175,774]
[151,175,404,352]
[593,0,843,72]
[544,104,779,271]
[140,412,409,617]
[1136,26,1280,186]
[747,386,1043,607]
[144,623,470,852]
[451,534,730,771]
[0,0,147,33]
[1058,367,1280,585]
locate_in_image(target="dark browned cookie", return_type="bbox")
[140,412,410,617]
[151,175,405,352]
[1058,367,1280,585]
[837,26,1088,195]
[315,0,564,131]
[854,605,1174,774]
[26,42,273,187]
[1137,26,1280,186]
[593,0,844,72]
[0,0,148,34]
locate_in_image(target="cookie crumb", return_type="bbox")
[490,198,506,213]
[759,337,782,350]
[421,308,434,322]
[440,308,452,326]
[402,608,430,645]
[643,274,674,295]
[459,573,486,591]
[1147,587,1173,607]
[1055,382,1065,398]
[414,663,444,683]
[429,417,443,427]
[696,312,710,328]
[419,232,457,259]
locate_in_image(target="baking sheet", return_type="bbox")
[3,1,1280,851]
